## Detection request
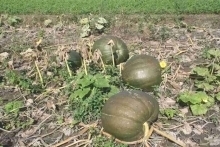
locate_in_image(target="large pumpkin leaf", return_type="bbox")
[70,88,90,99]
[190,104,208,115]
[93,74,110,88]
[192,67,210,77]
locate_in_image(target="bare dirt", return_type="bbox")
[0,14,220,147]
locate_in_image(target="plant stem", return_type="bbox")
[83,58,88,75]
[35,61,44,87]
[64,53,72,77]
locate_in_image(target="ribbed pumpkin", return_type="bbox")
[67,50,82,69]
[101,90,159,142]
[121,54,162,90]
[92,35,129,65]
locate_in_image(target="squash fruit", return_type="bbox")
[67,50,82,69]
[101,90,159,142]
[92,36,129,65]
[121,54,162,90]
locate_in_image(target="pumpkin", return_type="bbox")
[67,50,82,69]
[121,54,162,90]
[101,90,159,142]
[92,35,129,65]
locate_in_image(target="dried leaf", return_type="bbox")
[36,38,42,47]
[192,125,203,135]
[181,122,192,135]
[44,19,52,27]
[0,52,9,62]
[47,100,56,110]
[79,18,89,25]
[20,48,37,58]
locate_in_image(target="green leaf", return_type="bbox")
[107,86,120,97]
[77,75,94,88]
[71,88,90,99]
[207,49,220,57]
[213,63,220,70]
[178,91,210,105]
[195,82,215,91]
[192,67,210,77]
[161,108,177,119]
[205,74,216,82]
[94,74,110,88]
[216,92,220,101]
[190,104,208,115]
[4,101,23,115]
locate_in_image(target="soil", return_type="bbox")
[0,14,220,147]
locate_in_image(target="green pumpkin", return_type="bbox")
[92,35,129,65]
[101,90,159,142]
[67,50,82,69]
[121,54,162,90]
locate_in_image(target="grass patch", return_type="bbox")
[1,0,220,15]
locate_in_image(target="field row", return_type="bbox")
[1,0,220,14]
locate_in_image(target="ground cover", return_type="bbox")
[0,14,220,147]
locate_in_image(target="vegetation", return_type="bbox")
[0,0,220,14]
[0,12,220,147]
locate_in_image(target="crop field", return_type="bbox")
[0,1,220,147]
[1,0,220,14]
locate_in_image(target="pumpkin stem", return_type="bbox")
[153,127,186,147]
[83,58,88,75]
[143,122,149,138]
[108,39,115,67]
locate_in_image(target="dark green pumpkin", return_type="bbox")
[121,54,162,90]
[67,50,82,69]
[92,35,129,65]
[101,90,159,142]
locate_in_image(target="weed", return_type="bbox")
[4,69,43,94]
[4,100,23,116]
[160,108,178,119]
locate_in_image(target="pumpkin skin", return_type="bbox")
[121,54,162,90]
[101,90,159,142]
[92,36,129,65]
[67,50,82,69]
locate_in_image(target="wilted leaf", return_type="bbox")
[0,52,9,62]
[81,24,90,32]
[97,17,107,24]
[190,104,208,115]
[44,19,52,27]
[181,122,192,135]
[36,38,42,47]
[79,18,89,25]
[80,31,90,38]
[95,23,104,30]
